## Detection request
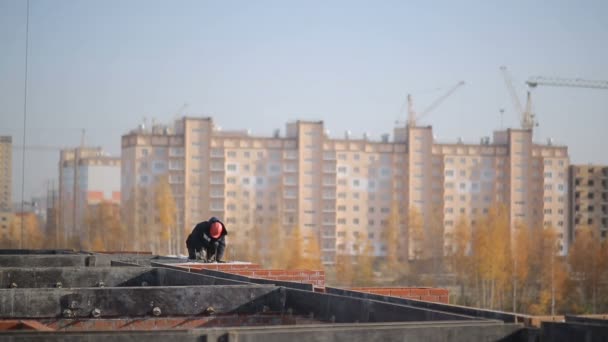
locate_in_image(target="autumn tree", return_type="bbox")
[471,204,512,310]
[426,205,445,275]
[353,233,375,286]
[511,222,531,313]
[282,226,305,269]
[83,202,123,252]
[408,206,424,261]
[155,175,177,255]
[449,214,472,304]
[268,219,289,269]
[10,213,44,249]
[383,201,402,278]
[335,234,355,287]
[568,226,604,314]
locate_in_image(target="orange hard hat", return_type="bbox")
[210,222,222,238]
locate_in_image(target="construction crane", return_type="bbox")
[500,66,536,130]
[526,76,608,89]
[407,81,466,127]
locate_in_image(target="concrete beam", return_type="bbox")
[326,286,527,324]
[154,262,313,291]
[541,321,608,342]
[0,321,525,341]
[284,288,477,323]
[0,267,249,288]
[0,285,283,318]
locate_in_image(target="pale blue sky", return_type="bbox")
[1,0,607,200]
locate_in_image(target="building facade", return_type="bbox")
[0,136,12,243]
[58,147,120,247]
[569,165,608,242]
[121,117,570,262]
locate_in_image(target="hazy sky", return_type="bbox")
[1,0,607,201]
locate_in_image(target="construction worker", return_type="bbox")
[186,217,228,262]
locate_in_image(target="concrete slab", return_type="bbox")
[326,286,528,324]
[0,285,283,318]
[0,321,526,341]
[0,267,250,288]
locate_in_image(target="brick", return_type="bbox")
[370,289,393,296]
[438,295,449,304]
[420,295,439,302]
[389,289,411,296]
[268,270,288,275]
[409,288,430,296]
[429,288,449,296]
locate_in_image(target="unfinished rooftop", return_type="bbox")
[0,250,606,341]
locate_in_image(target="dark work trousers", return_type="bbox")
[187,242,225,261]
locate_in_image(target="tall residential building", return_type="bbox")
[0,136,12,242]
[569,165,608,242]
[122,117,570,262]
[58,147,120,247]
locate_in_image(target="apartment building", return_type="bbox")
[122,117,570,262]
[569,165,608,242]
[0,136,12,242]
[58,147,120,247]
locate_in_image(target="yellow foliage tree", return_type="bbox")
[471,204,512,310]
[335,234,355,287]
[511,222,531,313]
[155,176,177,255]
[384,201,403,277]
[408,206,424,260]
[284,226,304,269]
[268,219,289,269]
[426,205,445,274]
[450,214,472,304]
[84,202,123,252]
[353,235,375,286]
[568,226,603,314]
[12,213,44,249]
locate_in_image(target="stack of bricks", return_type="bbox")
[349,287,449,304]
[175,263,326,287]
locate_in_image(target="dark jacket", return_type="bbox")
[186,217,228,251]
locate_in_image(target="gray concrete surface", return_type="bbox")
[326,286,528,323]
[0,267,249,288]
[284,288,478,323]
[0,321,526,341]
[0,285,283,318]
[154,262,314,291]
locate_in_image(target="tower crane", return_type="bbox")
[406,80,466,127]
[526,76,608,89]
[500,66,536,130]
